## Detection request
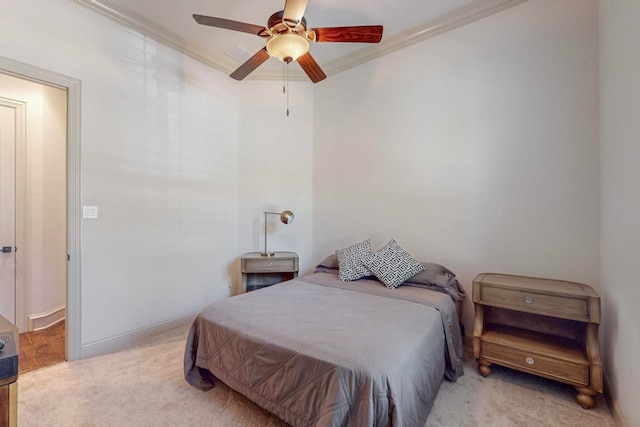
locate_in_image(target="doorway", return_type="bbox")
[0,56,81,361]
[0,73,67,369]
[0,101,19,324]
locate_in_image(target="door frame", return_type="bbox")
[0,56,81,361]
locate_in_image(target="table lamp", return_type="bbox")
[261,210,294,257]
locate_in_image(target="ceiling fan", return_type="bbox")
[193,0,383,83]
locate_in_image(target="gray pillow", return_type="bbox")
[361,239,425,289]
[317,254,339,270]
[335,239,373,281]
[406,262,456,287]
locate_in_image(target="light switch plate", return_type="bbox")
[83,206,98,219]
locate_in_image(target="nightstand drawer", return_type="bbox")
[479,285,589,321]
[482,340,589,386]
[243,258,296,273]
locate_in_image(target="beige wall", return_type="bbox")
[0,73,67,331]
[599,0,640,425]
[237,82,315,273]
[313,0,599,329]
[0,0,314,352]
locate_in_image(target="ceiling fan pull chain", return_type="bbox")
[282,62,290,117]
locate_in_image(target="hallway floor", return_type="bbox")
[18,320,65,374]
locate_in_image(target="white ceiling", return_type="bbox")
[71,0,526,82]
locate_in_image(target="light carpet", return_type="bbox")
[18,324,617,427]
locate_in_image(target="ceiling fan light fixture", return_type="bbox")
[266,33,309,63]
[194,1,383,83]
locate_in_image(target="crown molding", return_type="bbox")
[70,0,527,83]
[69,0,240,75]
[323,0,528,76]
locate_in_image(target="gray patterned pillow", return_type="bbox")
[335,239,373,281]
[362,239,425,289]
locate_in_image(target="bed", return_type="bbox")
[184,255,465,426]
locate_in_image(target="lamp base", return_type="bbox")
[260,252,276,257]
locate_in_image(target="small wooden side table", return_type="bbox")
[239,252,299,294]
[472,273,602,409]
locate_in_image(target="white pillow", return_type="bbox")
[335,239,373,281]
[362,239,425,289]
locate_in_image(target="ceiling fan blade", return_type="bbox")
[193,14,266,36]
[312,26,383,43]
[283,0,308,26]
[297,52,326,83]
[230,48,271,81]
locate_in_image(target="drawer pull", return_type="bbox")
[525,356,535,365]
[524,296,534,304]
[267,262,273,267]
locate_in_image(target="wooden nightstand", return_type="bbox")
[472,273,602,409]
[239,252,299,294]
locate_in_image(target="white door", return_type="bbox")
[0,104,16,323]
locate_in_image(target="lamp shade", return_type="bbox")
[266,34,309,63]
[280,210,294,224]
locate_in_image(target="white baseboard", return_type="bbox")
[604,374,628,427]
[28,305,66,331]
[80,313,197,359]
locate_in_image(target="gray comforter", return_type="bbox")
[184,271,464,426]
